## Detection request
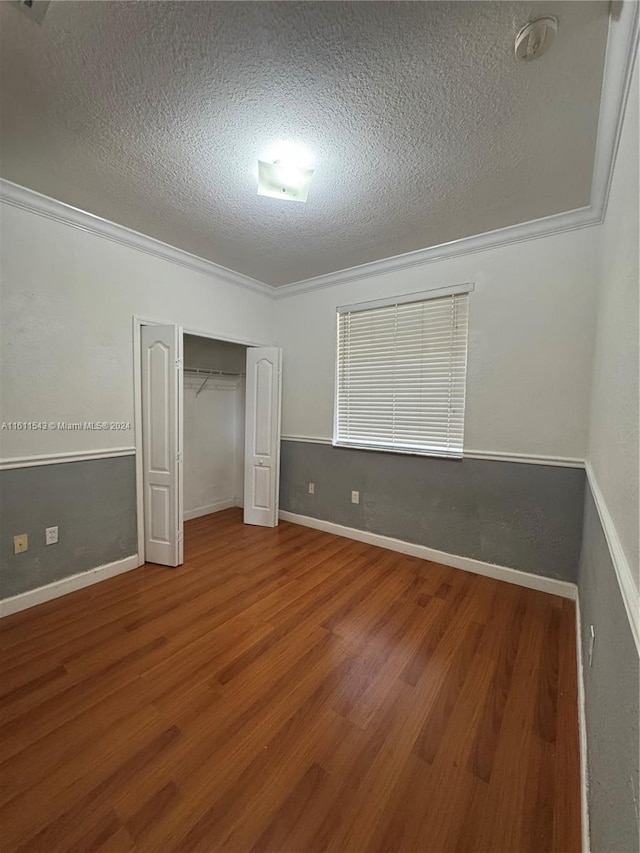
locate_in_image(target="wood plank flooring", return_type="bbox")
[0,509,581,852]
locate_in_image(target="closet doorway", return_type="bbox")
[134,319,282,568]
[183,334,247,526]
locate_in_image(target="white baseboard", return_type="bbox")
[575,597,591,853]
[279,511,577,600]
[184,499,236,521]
[0,554,140,618]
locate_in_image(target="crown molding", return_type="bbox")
[0,179,275,300]
[272,205,599,298]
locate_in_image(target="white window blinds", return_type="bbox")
[334,289,470,458]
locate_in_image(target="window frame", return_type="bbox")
[332,282,474,459]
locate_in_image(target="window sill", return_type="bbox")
[332,440,463,460]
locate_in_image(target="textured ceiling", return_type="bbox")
[0,1,609,286]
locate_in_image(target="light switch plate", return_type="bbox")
[351,490,360,504]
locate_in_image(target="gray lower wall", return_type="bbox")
[0,455,138,599]
[578,487,640,853]
[280,440,586,581]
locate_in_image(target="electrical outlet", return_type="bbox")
[351,490,360,505]
[308,482,315,494]
[45,526,59,546]
[588,625,596,667]
[13,534,28,554]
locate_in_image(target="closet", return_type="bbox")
[182,334,247,521]
[139,321,282,567]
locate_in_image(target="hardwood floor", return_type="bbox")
[0,509,581,852]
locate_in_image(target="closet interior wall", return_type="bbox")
[183,334,248,521]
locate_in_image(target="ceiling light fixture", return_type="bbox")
[257,142,315,203]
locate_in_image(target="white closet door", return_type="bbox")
[141,324,183,565]
[244,347,282,527]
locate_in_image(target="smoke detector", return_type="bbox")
[515,17,558,61]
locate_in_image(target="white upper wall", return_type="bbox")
[1,62,633,478]
[0,169,618,471]
[276,226,600,461]
[0,203,275,458]
[587,58,639,584]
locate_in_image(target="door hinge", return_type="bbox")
[176,451,183,463]
[175,358,183,370]
[177,530,184,541]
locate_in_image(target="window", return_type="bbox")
[334,284,472,458]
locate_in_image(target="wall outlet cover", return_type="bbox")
[45,526,59,545]
[351,490,360,504]
[13,533,28,554]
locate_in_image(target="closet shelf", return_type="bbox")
[183,367,246,397]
